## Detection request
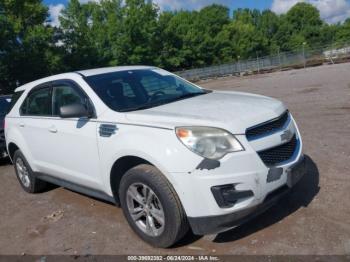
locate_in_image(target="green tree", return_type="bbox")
[158,4,229,69]
[215,9,268,62]
[117,0,159,65]
[157,10,197,69]
[257,10,280,54]
[0,0,347,92]
[336,19,350,45]
[194,4,230,66]
[60,0,105,70]
[275,3,324,51]
[0,0,62,93]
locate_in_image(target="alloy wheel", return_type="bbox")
[16,157,30,188]
[126,183,165,237]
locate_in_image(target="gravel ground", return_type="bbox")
[0,63,349,255]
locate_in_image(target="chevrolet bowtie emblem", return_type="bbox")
[281,129,293,142]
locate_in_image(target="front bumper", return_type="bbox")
[166,115,304,234]
[188,156,307,235]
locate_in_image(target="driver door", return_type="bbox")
[45,80,102,190]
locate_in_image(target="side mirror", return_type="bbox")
[59,103,90,118]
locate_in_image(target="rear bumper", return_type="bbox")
[188,156,306,235]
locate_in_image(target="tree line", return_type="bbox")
[1,0,350,93]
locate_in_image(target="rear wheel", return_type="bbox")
[13,150,48,193]
[119,164,189,248]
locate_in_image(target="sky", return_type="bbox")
[45,0,350,27]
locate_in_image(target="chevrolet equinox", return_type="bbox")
[5,66,306,247]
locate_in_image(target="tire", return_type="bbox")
[119,164,189,248]
[13,150,48,193]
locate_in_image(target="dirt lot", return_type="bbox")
[0,63,350,255]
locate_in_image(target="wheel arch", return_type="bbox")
[110,155,153,205]
[8,142,19,162]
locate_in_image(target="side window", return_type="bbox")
[52,82,87,116]
[21,87,52,116]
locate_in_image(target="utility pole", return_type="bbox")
[237,55,241,75]
[330,42,335,65]
[277,46,282,70]
[302,42,306,69]
[256,51,260,74]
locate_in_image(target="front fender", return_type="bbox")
[97,124,202,195]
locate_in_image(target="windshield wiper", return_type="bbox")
[174,92,206,100]
[118,92,207,112]
[118,103,163,112]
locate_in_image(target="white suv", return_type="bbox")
[5,66,306,247]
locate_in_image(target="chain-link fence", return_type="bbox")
[175,42,350,81]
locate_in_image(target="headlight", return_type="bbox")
[175,127,244,160]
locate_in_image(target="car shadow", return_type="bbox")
[0,157,12,166]
[13,153,319,248]
[213,154,320,243]
[173,229,203,248]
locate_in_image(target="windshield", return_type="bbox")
[85,68,207,112]
[0,97,11,115]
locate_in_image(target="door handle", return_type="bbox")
[48,126,58,133]
[19,123,25,128]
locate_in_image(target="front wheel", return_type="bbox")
[119,164,189,248]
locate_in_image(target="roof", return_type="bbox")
[14,66,156,92]
[77,65,155,77]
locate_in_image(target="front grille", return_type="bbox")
[246,111,290,141]
[258,135,298,166]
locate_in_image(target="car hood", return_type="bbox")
[124,91,286,134]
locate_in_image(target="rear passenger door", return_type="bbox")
[47,80,102,189]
